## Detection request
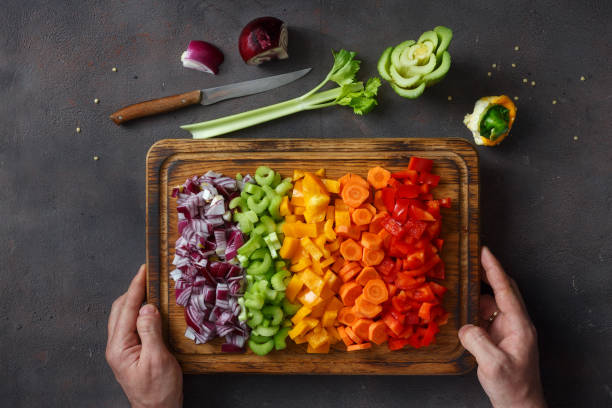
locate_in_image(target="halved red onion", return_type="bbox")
[238,17,289,65]
[181,40,224,75]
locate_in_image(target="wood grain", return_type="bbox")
[110,90,201,125]
[146,138,480,375]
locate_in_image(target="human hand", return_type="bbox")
[106,265,183,408]
[458,247,546,408]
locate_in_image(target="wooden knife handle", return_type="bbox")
[109,90,202,125]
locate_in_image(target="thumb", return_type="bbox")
[458,324,503,364]
[136,304,165,351]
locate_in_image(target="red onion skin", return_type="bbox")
[238,17,288,65]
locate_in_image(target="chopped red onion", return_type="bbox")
[171,171,248,351]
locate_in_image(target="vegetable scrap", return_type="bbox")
[181,49,381,139]
[377,26,453,99]
[76,127,81,133]
[93,155,99,161]
[464,95,517,146]
[94,98,100,104]
[112,67,117,72]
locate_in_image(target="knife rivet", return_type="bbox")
[118,115,123,120]
[181,99,186,103]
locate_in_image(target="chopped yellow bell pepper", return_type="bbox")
[306,340,330,354]
[335,210,351,228]
[290,256,312,272]
[325,205,335,221]
[321,310,338,327]
[302,268,325,295]
[285,214,297,223]
[335,199,348,211]
[279,236,300,259]
[288,317,318,339]
[293,169,305,181]
[301,237,323,261]
[311,260,323,276]
[315,168,326,178]
[298,289,322,308]
[326,326,342,344]
[319,257,335,269]
[307,326,330,349]
[322,179,340,194]
[324,219,337,241]
[310,297,330,318]
[291,305,312,325]
[279,196,292,216]
[285,273,304,302]
[294,206,306,215]
[325,295,344,312]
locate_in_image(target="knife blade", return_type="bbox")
[110,68,311,125]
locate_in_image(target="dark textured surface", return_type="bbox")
[1,0,611,406]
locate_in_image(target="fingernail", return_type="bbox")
[139,304,156,315]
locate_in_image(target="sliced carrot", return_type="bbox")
[325,205,335,221]
[344,326,363,344]
[362,279,389,304]
[367,166,391,189]
[338,306,359,326]
[341,182,370,208]
[340,239,363,261]
[339,262,361,282]
[347,342,372,351]
[338,173,369,192]
[362,247,385,266]
[355,266,381,286]
[373,190,386,212]
[335,225,361,240]
[360,231,383,250]
[338,326,354,346]
[352,318,373,341]
[331,257,346,273]
[351,208,373,226]
[368,321,389,345]
[354,295,382,318]
[339,281,362,306]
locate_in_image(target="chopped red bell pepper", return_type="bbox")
[440,197,452,208]
[411,284,437,303]
[381,187,396,212]
[403,255,442,277]
[408,157,433,173]
[410,205,436,222]
[403,220,428,240]
[392,198,410,223]
[388,338,410,351]
[391,169,418,183]
[429,281,448,298]
[420,322,439,347]
[427,262,445,280]
[383,216,404,237]
[426,219,441,239]
[404,250,426,269]
[418,302,435,322]
[397,184,421,199]
[396,273,426,290]
[383,313,404,337]
[419,172,441,186]
[426,200,441,219]
[377,257,395,275]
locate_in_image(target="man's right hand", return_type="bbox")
[458,247,546,408]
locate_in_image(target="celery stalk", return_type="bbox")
[181,50,381,139]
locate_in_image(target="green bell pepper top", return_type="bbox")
[479,105,510,140]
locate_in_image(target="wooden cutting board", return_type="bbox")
[146,138,480,374]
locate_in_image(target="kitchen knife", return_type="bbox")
[109,68,311,125]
